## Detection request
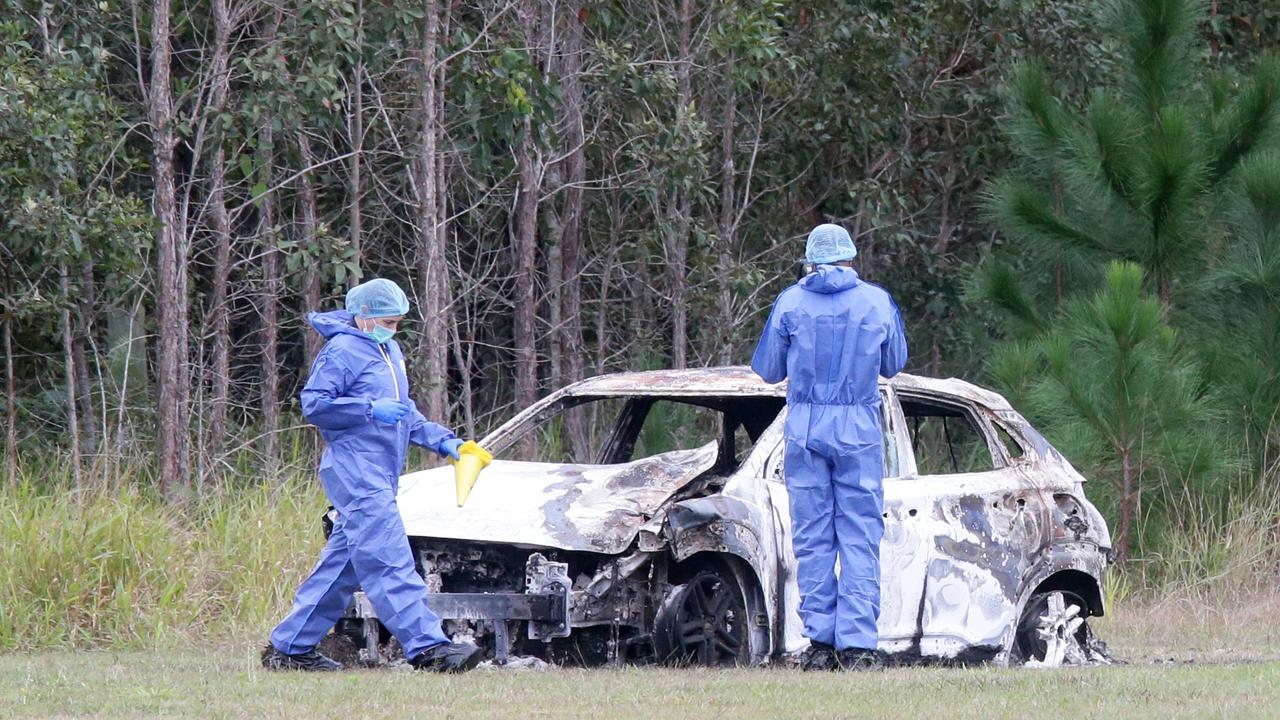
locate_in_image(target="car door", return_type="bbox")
[892,389,1045,659]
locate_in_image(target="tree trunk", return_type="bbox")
[75,261,98,457]
[206,0,234,473]
[716,49,737,365]
[1117,445,1133,564]
[149,0,190,494]
[513,0,541,417]
[60,265,83,483]
[257,9,282,475]
[297,131,323,369]
[555,0,589,457]
[412,0,449,427]
[3,296,15,487]
[348,0,365,282]
[666,0,694,369]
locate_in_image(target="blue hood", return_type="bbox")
[309,310,370,341]
[800,265,861,295]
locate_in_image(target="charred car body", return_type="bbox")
[325,367,1113,667]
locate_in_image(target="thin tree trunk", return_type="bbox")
[716,50,737,365]
[60,265,83,483]
[148,0,190,494]
[348,0,365,281]
[297,131,323,368]
[596,241,621,378]
[666,0,694,369]
[3,295,15,487]
[206,0,235,472]
[412,0,449,426]
[258,10,282,475]
[556,0,588,457]
[75,261,98,457]
[513,0,541,416]
[437,0,457,429]
[1118,445,1133,564]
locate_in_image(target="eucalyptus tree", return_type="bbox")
[0,4,149,483]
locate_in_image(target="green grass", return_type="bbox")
[5,454,1280,717]
[1,651,1278,719]
[0,474,328,650]
[3,590,1279,719]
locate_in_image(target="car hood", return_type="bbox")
[397,443,718,554]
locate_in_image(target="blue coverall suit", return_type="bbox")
[269,310,456,661]
[751,265,908,651]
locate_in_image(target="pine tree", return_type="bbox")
[978,0,1280,559]
[985,0,1279,314]
[1201,151,1280,469]
[1033,262,1216,562]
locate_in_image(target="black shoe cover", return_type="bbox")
[799,641,838,671]
[409,642,484,673]
[261,644,344,672]
[835,648,885,671]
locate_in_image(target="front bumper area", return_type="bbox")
[337,552,571,664]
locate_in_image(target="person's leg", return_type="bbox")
[343,488,450,660]
[832,445,885,652]
[268,517,360,655]
[783,440,838,648]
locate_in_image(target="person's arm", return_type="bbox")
[751,298,790,384]
[300,344,372,429]
[880,298,908,379]
[406,402,460,456]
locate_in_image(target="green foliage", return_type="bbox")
[980,0,1280,561]
[1198,150,1280,464]
[0,14,148,307]
[994,262,1221,560]
[0,463,326,650]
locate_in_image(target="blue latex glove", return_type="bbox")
[370,398,409,424]
[440,438,465,461]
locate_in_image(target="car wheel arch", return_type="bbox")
[1001,565,1105,662]
[667,551,772,664]
[1025,568,1104,618]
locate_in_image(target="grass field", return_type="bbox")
[3,652,1280,720]
[3,595,1279,719]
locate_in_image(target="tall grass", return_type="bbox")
[1123,476,1280,603]
[0,459,327,650]
[3,444,1279,651]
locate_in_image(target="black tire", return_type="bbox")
[653,568,749,667]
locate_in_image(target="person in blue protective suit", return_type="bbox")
[261,278,484,673]
[750,224,908,672]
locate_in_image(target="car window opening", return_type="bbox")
[899,397,996,475]
[496,395,785,475]
[995,423,1025,460]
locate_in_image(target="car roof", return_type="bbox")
[561,365,1014,411]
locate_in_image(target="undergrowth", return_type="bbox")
[2,447,1279,651]
[0,457,326,650]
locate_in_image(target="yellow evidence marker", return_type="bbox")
[450,440,494,507]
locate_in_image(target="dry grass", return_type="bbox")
[1098,590,1280,664]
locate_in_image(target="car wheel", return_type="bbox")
[1012,590,1111,667]
[653,568,749,667]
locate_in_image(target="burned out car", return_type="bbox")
[328,367,1113,668]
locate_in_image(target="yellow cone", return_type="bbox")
[450,440,493,507]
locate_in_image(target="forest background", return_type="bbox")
[2,0,1280,648]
